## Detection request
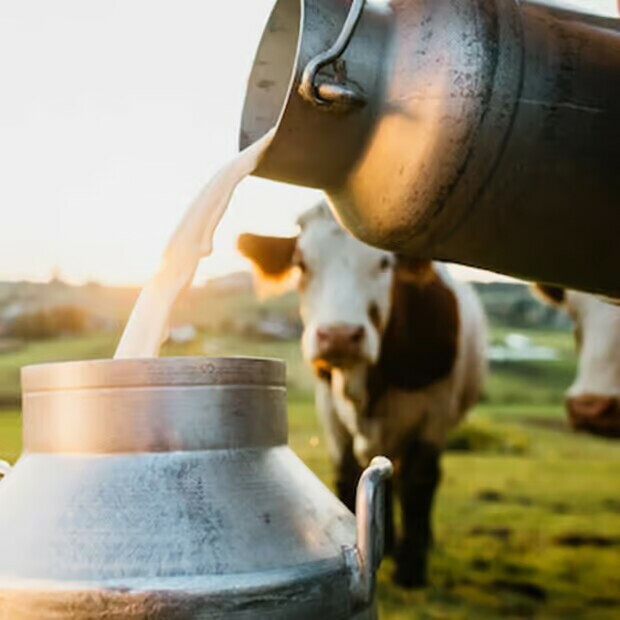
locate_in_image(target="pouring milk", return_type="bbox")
[115,128,275,359]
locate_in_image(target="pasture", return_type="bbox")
[0,326,619,619]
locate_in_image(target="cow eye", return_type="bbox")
[378,257,392,272]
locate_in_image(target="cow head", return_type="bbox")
[238,204,400,374]
[535,284,620,438]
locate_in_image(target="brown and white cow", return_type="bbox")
[238,203,487,587]
[535,285,620,438]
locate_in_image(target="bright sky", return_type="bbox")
[0,0,321,286]
[0,0,616,286]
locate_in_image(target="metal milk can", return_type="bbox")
[240,0,620,296]
[0,357,392,619]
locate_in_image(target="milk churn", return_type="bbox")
[0,357,392,619]
[240,0,620,296]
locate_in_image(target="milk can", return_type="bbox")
[241,0,620,296]
[0,357,392,619]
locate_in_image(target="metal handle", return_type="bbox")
[299,0,368,109]
[347,455,393,607]
[0,460,12,481]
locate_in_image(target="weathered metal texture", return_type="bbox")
[241,0,620,296]
[0,358,391,619]
[240,0,392,188]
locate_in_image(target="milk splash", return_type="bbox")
[114,129,275,359]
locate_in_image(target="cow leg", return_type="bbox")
[335,442,364,512]
[314,379,362,512]
[394,439,441,588]
[314,376,395,546]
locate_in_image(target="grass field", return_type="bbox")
[0,328,619,619]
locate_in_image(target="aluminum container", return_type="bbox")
[241,0,620,296]
[0,357,392,619]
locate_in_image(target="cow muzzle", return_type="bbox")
[314,323,367,367]
[566,395,620,438]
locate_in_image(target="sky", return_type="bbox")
[0,0,616,287]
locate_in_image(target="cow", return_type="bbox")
[534,285,620,438]
[238,203,487,587]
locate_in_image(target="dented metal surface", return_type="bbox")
[241,0,620,296]
[0,358,390,619]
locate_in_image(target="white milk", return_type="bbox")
[114,129,275,359]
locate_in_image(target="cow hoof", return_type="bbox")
[383,528,396,557]
[393,564,428,589]
[393,553,428,589]
[383,539,395,557]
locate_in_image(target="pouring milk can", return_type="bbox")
[0,357,392,619]
[241,0,620,296]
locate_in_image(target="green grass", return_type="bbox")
[485,359,576,406]
[0,409,21,463]
[490,326,576,358]
[288,401,620,620]
[1,327,619,618]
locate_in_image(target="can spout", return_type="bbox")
[240,0,390,189]
[239,0,302,150]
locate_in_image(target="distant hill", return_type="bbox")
[0,272,298,334]
[0,279,137,328]
[0,274,570,336]
[473,282,570,329]
[203,271,253,295]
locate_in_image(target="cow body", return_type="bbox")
[239,204,487,586]
[322,269,485,464]
[535,285,620,437]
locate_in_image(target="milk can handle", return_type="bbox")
[348,455,393,608]
[299,0,367,108]
[0,460,12,481]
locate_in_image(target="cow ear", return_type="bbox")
[237,233,299,297]
[394,256,436,285]
[237,233,298,277]
[533,283,566,306]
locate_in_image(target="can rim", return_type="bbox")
[21,357,286,392]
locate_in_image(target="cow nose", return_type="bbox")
[316,324,366,363]
[566,395,620,438]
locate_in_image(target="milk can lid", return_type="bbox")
[20,358,288,454]
[21,357,285,392]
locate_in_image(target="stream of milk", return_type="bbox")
[114,129,275,359]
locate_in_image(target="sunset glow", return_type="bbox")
[0,0,320,286]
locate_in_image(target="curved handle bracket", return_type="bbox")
[299,0,368,109]
[347,455,393,608]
